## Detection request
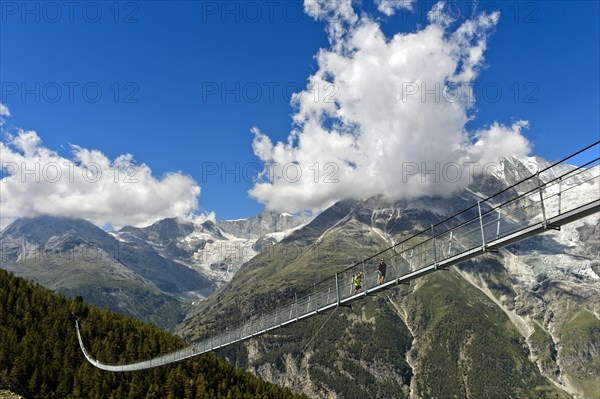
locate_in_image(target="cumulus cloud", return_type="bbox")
[0,128,206,230]
[0,103,10,117]
[0,103,10,127]
[249,0,531,213]
[375,0,415,16]
[304,0,359,50]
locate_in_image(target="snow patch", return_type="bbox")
[265,222,309,242]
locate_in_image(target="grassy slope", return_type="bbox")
[558,308,600,397]
[2,258,187,331]
[403,271,571,399]
[459,249,600,399]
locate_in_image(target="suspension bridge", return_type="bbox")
[77,141,600,372]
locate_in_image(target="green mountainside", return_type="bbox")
[178,192,598,398]
[402,271,569,399]
[0,269,306,399]
[4,257,188,332]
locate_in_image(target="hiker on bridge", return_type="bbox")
[377,258,387,285]
[353,271,363,294]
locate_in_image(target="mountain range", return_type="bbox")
[0,212,309,330]
[0,155,598,398]
[177,156,599,398]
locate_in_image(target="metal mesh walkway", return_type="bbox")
[77,141,600,372]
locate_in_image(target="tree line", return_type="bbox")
[0,269,306,399]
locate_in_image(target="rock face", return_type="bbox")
[218,212,310,239]
[178,157,599,398]
[0,213,310,330]
[114,212,311,285]
[1,216,216,296]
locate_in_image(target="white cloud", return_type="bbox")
[249,1,531,213]
[376,0,415,16]
[0,103,10,127]
[304,0,359,51]
[0,129,206,230]
[0,103,10,117]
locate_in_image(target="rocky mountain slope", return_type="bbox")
[178,156,599,398]
[112,212,311,285]
[0,212,309,331]
[0,216,215,330]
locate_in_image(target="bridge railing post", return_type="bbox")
[478,201,486,252]
[311,283,319,312]
[431,225,438,269]
[335,273,340,306]
[558,176,562,215]
[496,206,502,240]
[390,245,399,278]
[538,172,548,227]
[362,261,367,296]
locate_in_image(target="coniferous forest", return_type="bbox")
[0,269,306,399]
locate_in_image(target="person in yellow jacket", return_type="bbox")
[353,271,363,294]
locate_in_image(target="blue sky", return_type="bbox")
[1,0,599,225]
